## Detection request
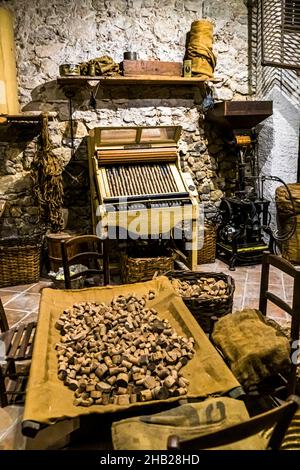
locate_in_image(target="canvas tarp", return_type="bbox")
[23,276,240,425]
[112,397,267,450]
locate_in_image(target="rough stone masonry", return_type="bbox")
[0,0,249,237]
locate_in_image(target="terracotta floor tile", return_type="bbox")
[225,271,247,282]
[284,284,294,298]
[214,259,229,270]
[243,296,260,310]
[233,282,245,297]
[26,281,53,293]
[5,309,29,328]
[269,267,284,284]
[247,283,285,298]
[196,263,217,272]
[247,264,261,271]
[246,271,262,283]
[283,276,294,291]
[266,305,290,320]
[233,296,243,311]
[5,293,40,312]
[0,283,34,292]
[0,290,20,305]
[20,311,39,324]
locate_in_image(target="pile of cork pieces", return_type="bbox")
[172,277,229,299]
[55,290,195,407]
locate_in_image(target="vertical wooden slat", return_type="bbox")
[17,323,35,359]
[0,7,19,115]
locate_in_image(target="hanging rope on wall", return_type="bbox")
[32,113,64,232]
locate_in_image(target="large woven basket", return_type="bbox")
[276,184,300,263]
[0,234,42,288]
[197,223,216,264]
[165,270,235,333]
[121,251,175,284]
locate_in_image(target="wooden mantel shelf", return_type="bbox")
[0,112,57,124]
[57,75,218,87]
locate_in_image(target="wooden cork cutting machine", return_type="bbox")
[88,126,200,269]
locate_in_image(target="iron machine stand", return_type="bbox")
[205,100,273,270]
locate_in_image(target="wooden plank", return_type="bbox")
[57,75,216,87]
[8,324,26,358]
[122,60,182,77]
[0,8,19,115]
[17,322,35,359]
[1,328,15,354]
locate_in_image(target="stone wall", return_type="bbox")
[0,0,249,238]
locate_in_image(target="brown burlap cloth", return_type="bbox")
[211,309,290,389]
[80,55,120,76]
[23,276,239,425]
[112,397,267,450]
[186,19,217,79]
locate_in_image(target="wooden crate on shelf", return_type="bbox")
[121,60,182,77]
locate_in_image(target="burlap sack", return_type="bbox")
[186,19,216,78]
[112,397,267,450]
[211,309,290,388]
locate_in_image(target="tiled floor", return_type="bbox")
[0,259,296,449]
[0,259,295,328]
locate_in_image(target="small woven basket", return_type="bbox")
[197,223,216,264]
[121,250,175,284]
[0,233,42,288]
[165,270,235,333]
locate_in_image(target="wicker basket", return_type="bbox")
[0,234,42,288]
[165,270,235,333]
[197,223,216,264]
[121,250,175,284]
[276,184,300,263]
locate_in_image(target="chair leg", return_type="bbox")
[259,253,269,316]
[0,365,8,407]
[103,239,110,285]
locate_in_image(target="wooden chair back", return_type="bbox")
[259,252,300,395]
[61,234,110,289]
[167,394,300,450]
[0,297,36,407]
[0,298,9,332]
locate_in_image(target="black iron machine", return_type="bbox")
[206,101,273,270]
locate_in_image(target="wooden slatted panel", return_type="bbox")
[1,328,15,355]
[261,0,300,70]
[7,323,26,358]
[17,322,36,359]
[28,328,36,357]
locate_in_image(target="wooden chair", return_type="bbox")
[167,394,300,450]
[61,234,110,289]
[0,298,36,407]
[259,252,300,396]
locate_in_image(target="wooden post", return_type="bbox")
[0,8,19,117]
